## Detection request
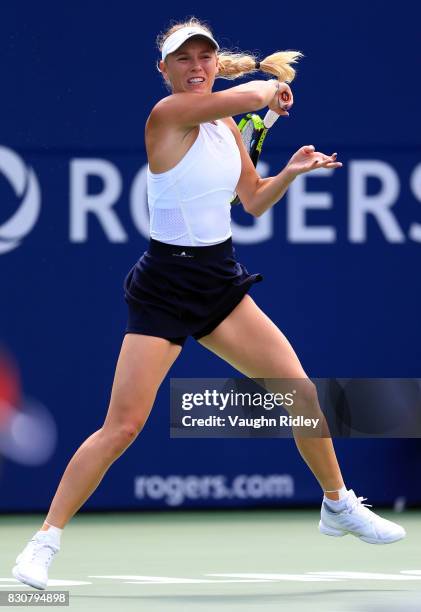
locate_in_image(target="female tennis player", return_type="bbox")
[13,17,405,590]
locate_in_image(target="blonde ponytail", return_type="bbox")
[258,50,304,82]
[156,17,303,83]
[217,50,304,82]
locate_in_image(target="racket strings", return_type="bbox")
[241,121,256,153]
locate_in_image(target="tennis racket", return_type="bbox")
[231,89,290,206]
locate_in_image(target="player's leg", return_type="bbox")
[43,334,182,528]
[198,295,344,493]
[13,334,182,588]
[197,295,406,544]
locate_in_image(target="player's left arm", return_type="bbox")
[225,117,293,218]
[249,146,342,217]
[227,116,343,218]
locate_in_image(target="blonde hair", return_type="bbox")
[157,17,303,83]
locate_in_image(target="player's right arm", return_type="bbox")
[149,80,288,128]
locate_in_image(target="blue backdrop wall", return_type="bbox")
[1,0,420,511]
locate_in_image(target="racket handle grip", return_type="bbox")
[263,109,280,129]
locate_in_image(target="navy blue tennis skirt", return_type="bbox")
[123,237,263,347]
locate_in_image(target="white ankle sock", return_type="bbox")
[324,485,348,500]
[324,486,349,511]
[37,524,62,545]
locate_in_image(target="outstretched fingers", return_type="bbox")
[313,151,342,169]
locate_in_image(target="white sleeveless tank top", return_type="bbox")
[147,120,242,246]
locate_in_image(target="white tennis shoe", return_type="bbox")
[319,489,406,544]
[12,531,60,590]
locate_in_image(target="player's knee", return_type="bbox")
[119,421,145,442]
[102,417,147,456]
[287,379,321,419]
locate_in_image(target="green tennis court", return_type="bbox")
[1,511,420,611]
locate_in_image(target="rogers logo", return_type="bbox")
[0,146,41,254]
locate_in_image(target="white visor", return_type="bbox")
[161,26,219,61]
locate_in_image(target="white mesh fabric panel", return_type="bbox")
[150,207,190,243]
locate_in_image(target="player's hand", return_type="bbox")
[268,81,293,117]
[286,145,343,177]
